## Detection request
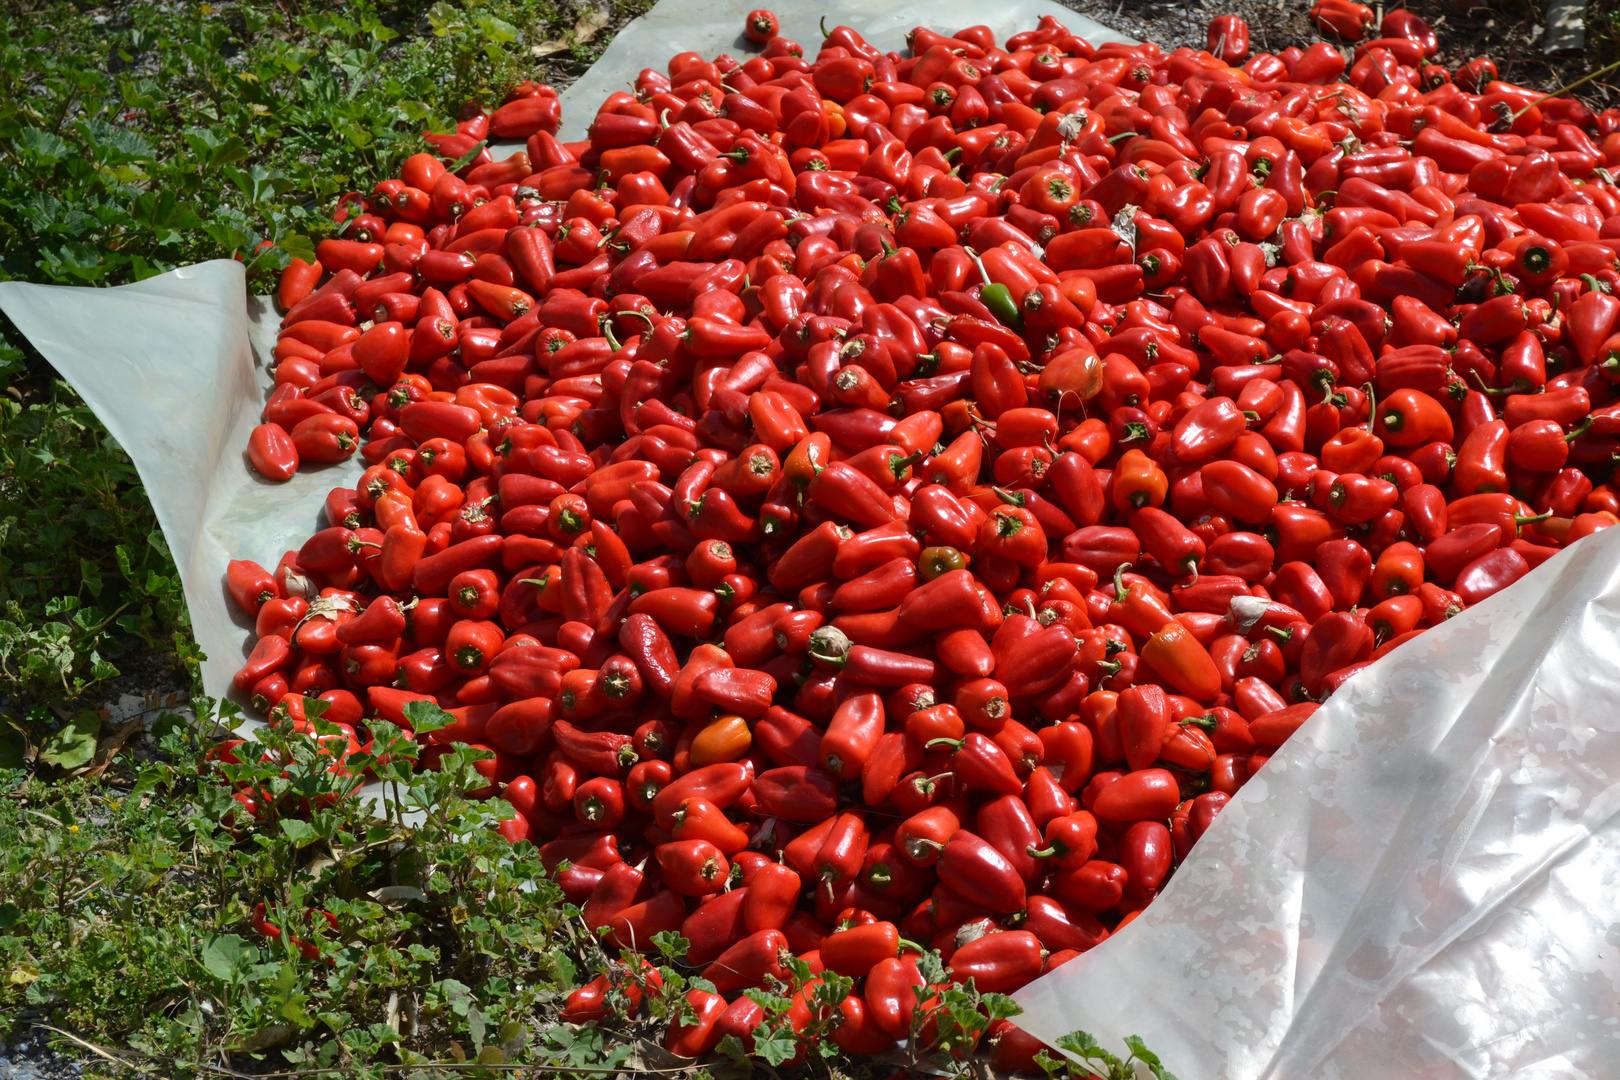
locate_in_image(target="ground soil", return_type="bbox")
[1059,0,1618,103]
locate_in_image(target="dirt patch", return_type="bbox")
[1057,0,1620,105]
[528,0,658,91]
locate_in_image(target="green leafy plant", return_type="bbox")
[0,0,652,729]
[1,697,581,1076]
[1037,1029,1182,1080]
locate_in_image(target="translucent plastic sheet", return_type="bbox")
[0,261,351,707]
[550,0,1133,142]
[1013,522,1620,1079]
[9,5,1620,1074]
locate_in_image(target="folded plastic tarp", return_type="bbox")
[1013,521,1620,1079]
[0,262,342,707]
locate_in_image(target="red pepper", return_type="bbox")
[822,920,917,978]
[947,929,1045,992]
[1092,768,1180,822]
[935,830,1027,913]
[666,989,727,1057]
[753,766,840,823]
[865,954,928,1039]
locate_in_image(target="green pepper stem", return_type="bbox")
[1113,562,1133,602]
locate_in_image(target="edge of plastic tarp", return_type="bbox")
[1012,522,1620,1080]
[0,261,356,710]
[551,0,1134,142]
[0,0,1135,707]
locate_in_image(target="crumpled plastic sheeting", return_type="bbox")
[0,261,355,706]
[552,0,1133,142]
[1014,522,1620,1080]
[16,10,1620,1074]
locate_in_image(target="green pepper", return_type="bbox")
[979,281,1025,332]
[918,545,968,580]
[964,245,1025,331]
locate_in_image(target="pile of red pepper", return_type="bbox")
[234,4,1620,1067]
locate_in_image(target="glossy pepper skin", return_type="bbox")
[244,19,1620,1066]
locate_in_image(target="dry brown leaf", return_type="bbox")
[573,6,611,43]
[72,716,145,778]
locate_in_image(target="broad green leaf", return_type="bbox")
[753,1025,798,1066]
[402,698,455,734]
[279,818,317,845]
[75,119,154,164]
[715,1034,747,1064]
[80,558,103,597]
[1125,1035,1179,1080]
[199,934,256,982]
[14,127,71,166]
[38,711,100,770]
[277,232,317,263]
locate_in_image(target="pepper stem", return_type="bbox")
[1510,56,1620,120]
[598,315,623,352]
[1113,562,1133,602]
[962,245,992,288]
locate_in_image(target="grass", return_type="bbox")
[2,702,618,1077]
[0,0,647,750]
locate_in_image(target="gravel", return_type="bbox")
[0,1033,88,1080]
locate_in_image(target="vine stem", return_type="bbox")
[1512,57,1620,120]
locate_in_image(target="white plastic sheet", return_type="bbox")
[551,0,1133,142]
[1013,522,1620,1079]
[7,5,1620,1076]
[0,262,350,706]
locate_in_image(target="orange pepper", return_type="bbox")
[1111,448,1169,513]
[1139,621,1222,703]
[690,714,752,766]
